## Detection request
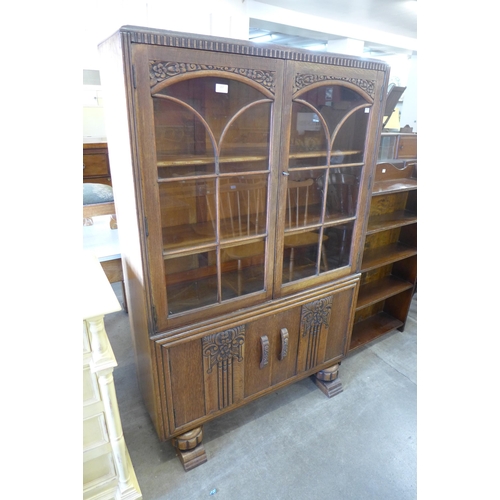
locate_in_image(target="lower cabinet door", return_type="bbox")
[297,284,356,372]
[159,281,357,437]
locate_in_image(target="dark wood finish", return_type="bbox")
[314,363,343,398]
[83,141,112,186]
[350,138,417,351]
[171,427,207,471]
[99,26,389,469]
[378,132,417,161]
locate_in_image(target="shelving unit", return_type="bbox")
[349,135,417,351]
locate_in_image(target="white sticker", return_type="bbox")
[215,83,229,93]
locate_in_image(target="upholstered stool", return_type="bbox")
[83,183,117,229]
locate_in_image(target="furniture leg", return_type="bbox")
[313,363,343,398]
[171,426,207,471]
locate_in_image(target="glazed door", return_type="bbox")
[275,60,386,296]
[132,45,284,332]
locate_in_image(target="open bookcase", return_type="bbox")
[349,135,417,351]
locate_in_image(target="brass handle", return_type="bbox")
[280,328,289,360]
[260,335,269,369]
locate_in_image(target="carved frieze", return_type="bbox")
[294,74,375,98]
[150,61,276,93]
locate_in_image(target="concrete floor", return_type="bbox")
[105,285,417,500]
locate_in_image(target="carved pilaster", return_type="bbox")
[202,326,245,411]
[300,296,333,371]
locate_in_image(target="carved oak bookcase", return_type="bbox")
[99,26,389,470]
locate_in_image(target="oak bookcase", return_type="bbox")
[98,26,389,470]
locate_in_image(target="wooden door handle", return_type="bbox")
[279,328,289,360]
[260,335,269,369]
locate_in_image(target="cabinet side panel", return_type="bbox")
[99,34,160,434]
[324,285,356,361]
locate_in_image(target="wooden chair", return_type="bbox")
[327,171,357,264]
[284,178,328,281]
[202,179,267,295]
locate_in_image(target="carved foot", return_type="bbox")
[171,427,207,471]
[314,364,343,398]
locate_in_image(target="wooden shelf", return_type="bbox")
[156,149,362,168]
[372,178,417,195]
[361,243,417,272]
[356,276,414,310]
[288,150,361,159]
[366,210,417,234]
[349,312,403,350]
[157,154,267,167]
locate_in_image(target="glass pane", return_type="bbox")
[221,240,266,300]
[154,97,215,178]
[220,101,271,173]
[282,234,321,283]
[331,107,369,164]
[289,102,328,169]
[323,222,354,270]
[160,178,216,250]
[296,85,369,164]
[219,175,268,240]
[378,134,397,160]
[324,166,362,222]
[159,77,266,141]
[165,250,218,315]
[285,171,326,231]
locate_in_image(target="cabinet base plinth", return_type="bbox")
[176,443,207,471]
[171,427,207,471]
[314,364,343,398]
[314,377,343,398]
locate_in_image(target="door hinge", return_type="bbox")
[152,304,157,331]
[144,216,149,237]
[132,65,137,89]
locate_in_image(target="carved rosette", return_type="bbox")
[202,326,245,374]
[202,326,245,410]
[294,74,375,98]
[301,296,333,336]
[150,61,276,93]
[301,296,333,371]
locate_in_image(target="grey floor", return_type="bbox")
[105,284,417,500]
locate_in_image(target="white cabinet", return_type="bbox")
[83,254,141,500]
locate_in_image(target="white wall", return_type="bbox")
[82,0,417,138]
[399,54,417,132]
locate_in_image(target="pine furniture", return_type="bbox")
[98,26,390,470]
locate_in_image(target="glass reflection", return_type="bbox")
[221,240,266,299]
[165,251,218,314]
[160,179,216,249]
